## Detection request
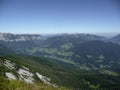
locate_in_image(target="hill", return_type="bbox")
[1,55,120,90]
[0,44,14,56]
[1,33,120,70]
[110,34,120,44]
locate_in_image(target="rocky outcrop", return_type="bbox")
[0,58,53,85]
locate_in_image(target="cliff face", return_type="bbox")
[0,33,43,42]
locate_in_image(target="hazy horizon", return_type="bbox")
[0,31,119,38]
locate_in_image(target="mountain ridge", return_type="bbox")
[0,33,43,42]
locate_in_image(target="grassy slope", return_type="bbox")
[0,76,69,90]
[1,55,120,90]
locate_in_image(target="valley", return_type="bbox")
[0,33,120,89]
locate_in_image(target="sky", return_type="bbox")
[0,0,120,34]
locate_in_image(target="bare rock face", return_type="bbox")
[0,33,43,42]
[5,72,17,80]
[36,72,51,84]
[18,68,34,84]
[3,59,16,70]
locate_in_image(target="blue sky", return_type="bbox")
[0,0,120,34]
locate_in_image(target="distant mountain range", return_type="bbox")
[0,32,120,43]
[0,33,43,42]
[0,33,120,69]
